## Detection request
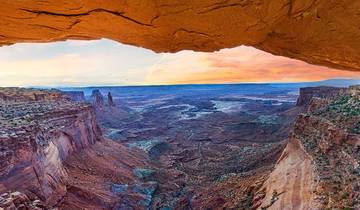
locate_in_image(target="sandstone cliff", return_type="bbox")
[259,86,360,209]
[0,87,66,102]
[91,89,104,108]
[296,86,346,107]
[61,90,86,102]
[107,92,115,107]
[0,88,102,207]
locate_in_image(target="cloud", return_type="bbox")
[0,39,160,87]
[144,46,360,84]
[0,40,359,87]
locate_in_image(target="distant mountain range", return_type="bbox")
[278,78,360,87]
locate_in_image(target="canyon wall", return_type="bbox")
[0,88,66,102]
[296,86,345,107]
[259,86,360,209]
[258,137,316,209]
[62,91,86,101]
[0,88,102,206]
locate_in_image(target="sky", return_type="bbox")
[0,39,359,87]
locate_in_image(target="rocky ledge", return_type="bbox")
[0,88,102,207]
[0,191,47,210]
[296,86,346,107]
[259,86,360,209]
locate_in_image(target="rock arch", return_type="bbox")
[1,0,360,70]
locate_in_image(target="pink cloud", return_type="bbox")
[145,46,360,84]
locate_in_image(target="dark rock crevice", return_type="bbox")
[20,8,155,27]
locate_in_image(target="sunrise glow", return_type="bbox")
[0,39,359,87]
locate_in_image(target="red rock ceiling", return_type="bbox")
[1,0,360,71]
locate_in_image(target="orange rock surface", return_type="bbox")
[1,0,360,70]
[258,138,316,210]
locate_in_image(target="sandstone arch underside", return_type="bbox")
[1,0,360,71]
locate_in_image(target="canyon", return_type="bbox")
[0,83,359,209]
[0,88,162,209]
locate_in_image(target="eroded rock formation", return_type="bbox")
[0,87,66,102]
[0,1,360,71]
[259,86,360,209]
[296,86,345,107]
[107,92,115,106]
[0,191,47,209]
[258,135,316,209]
[91,89,104,108]
[0,88,102,206]
[0,88,157,209]
[62,90,85,101]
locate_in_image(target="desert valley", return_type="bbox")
[0,81,359,209]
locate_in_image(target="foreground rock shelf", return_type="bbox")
[1,1,360,71]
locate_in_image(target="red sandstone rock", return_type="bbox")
[0,191,46,210]
[0,1,360,71]
[61,91,85,102]
[259,85,360,209]
[0,88,102,206]
[296,86,345,107]
[3,86,360,209]
[91,89,104,108]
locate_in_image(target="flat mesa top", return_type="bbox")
[0,87,65,102]
[0,88,91,138]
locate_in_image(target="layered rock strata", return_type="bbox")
[91,89,104,108]
[61,91,85,101]
[296,86,346,107]
[259,86,360,209]
[0,88,102,206]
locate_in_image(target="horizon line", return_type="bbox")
[21,78,360,89]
